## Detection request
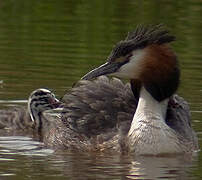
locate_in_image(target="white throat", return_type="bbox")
[130,86,168,125]
[127,86,181,155]
[28,99,35,122]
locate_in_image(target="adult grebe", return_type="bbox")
[0,25,198,155]
[79,24,198,154]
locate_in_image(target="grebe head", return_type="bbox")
[82,25,180,101]
[28,88,61,123]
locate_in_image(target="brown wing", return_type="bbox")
[166,95,198,147]
[61,76,137,137]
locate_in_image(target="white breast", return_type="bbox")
[127,87,182,155]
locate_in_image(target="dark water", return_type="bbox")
[0,0,202,179]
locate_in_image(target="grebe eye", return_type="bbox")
[125,54,133,62]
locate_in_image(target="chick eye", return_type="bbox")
[45,97,51,104]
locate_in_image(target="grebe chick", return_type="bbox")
[0,88,61,132]
[81,25,198,155]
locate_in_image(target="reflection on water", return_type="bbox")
[127,156,197,179]
[0,136,53,156]
[0,135,54,178]
[0,0,202,179]
[0,135,198,179]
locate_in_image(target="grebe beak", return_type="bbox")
[81,62,121,80]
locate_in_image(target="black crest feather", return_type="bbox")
[108,24,176,61]
[125,24,175,44]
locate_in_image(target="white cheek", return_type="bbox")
[113,49,145,79]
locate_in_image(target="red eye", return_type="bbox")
[48,97,61,108]
[126,54,132,62]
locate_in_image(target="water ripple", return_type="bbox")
[0,136,54,158]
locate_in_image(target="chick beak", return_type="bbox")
[50,98,62,108]
[81,62,120,80]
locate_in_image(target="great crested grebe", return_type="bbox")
[0,25,198,155]
[79,24,198,154]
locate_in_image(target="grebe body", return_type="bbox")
[80,25,198,154]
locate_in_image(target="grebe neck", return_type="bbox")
[127,86,182,155]
[130,86,168,126]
